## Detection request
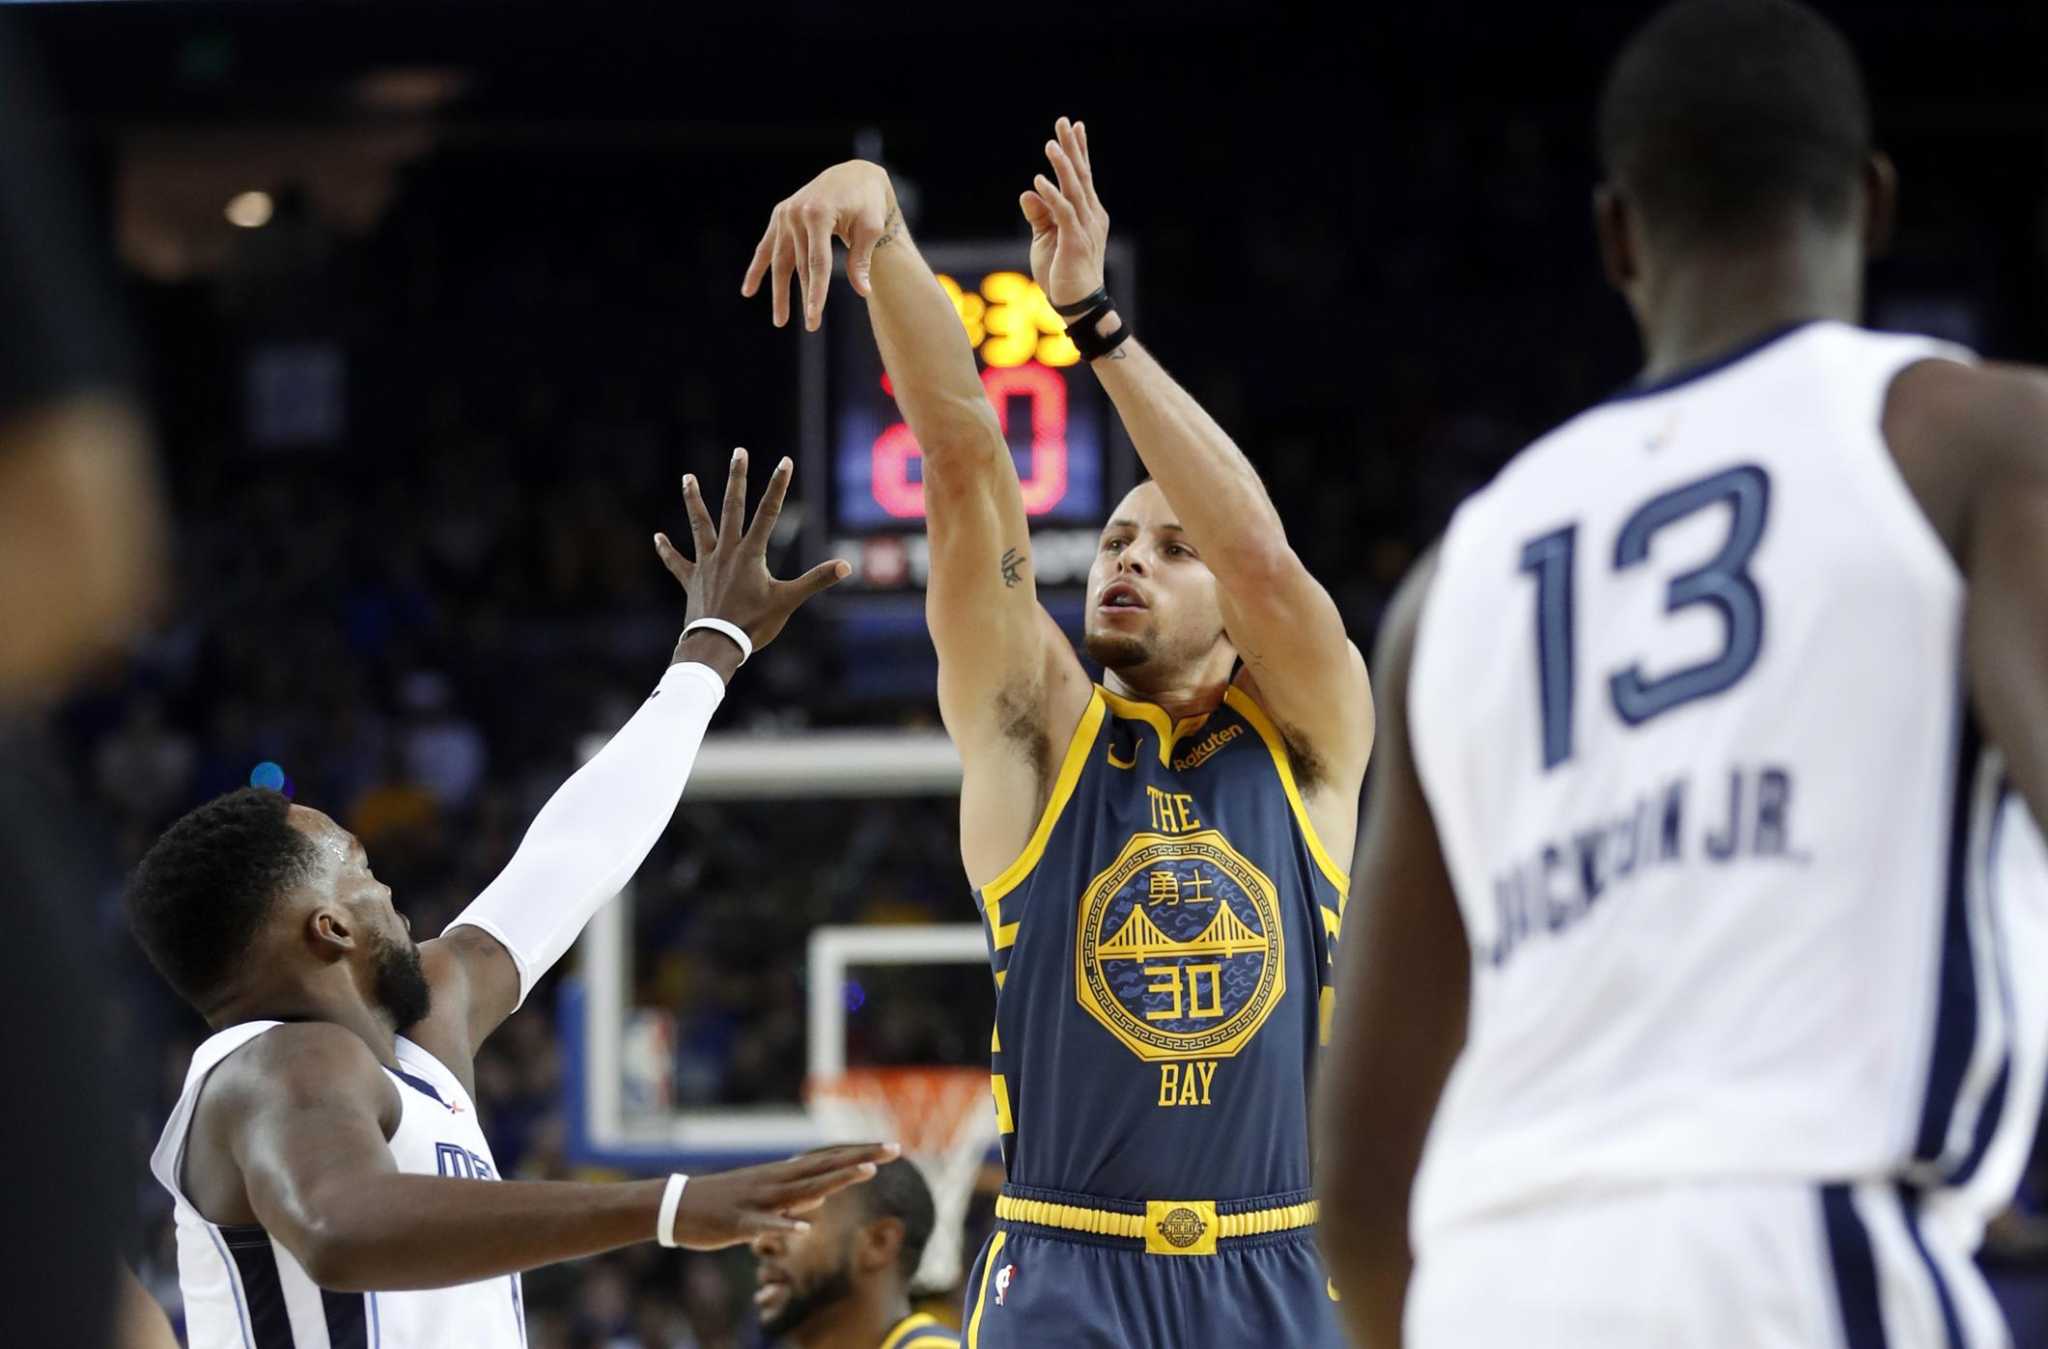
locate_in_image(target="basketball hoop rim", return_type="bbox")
[804,1065,994,1158]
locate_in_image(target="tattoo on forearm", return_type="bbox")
[875,206,903,249]
[1105,347,1129,360]
[1000,548,1024,588]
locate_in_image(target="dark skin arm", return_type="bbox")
[1313,548,1466,1349]
[1869,364,2048,1260]
[1884,358,2048,836]
[402,452,844,1079]
[188,1023,891,1292]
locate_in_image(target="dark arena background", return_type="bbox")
[7,0,2048,1344]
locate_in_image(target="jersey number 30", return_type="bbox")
[1517,464,1771,770]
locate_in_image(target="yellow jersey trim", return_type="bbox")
[980,689,1108,906]
[990,1072,1014,1134]
[1223,687,1350,896]
[1097,685,1213,767]
[880,1314,952,1349]
[967,1230,1007,1347]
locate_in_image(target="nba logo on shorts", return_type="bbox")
[994,1263,1014,1306]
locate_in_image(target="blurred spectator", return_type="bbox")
[399,667,489,810]
[94,693,196,825]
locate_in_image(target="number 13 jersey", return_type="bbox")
[1407,321,2048,1250]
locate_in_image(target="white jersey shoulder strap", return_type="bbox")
[148,1020,283,1206]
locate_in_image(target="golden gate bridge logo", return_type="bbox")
[1096,904,1267,961]
[1075,829,1285,1062]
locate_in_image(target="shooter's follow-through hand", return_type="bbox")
[741,161,899,332]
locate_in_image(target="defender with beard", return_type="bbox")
[750,1158,958,1348]
[744,121,1370,1347]
[131,455,894,1349]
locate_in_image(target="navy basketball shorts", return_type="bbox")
[960,1188,1345,1348]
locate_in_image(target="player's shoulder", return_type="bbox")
[1442,324,1972,550]
[208,1021,392,1107]
[1885,357,2048,561]
[1887,358,2048,475]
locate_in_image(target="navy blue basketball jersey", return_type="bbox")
[977,682,1348,1200]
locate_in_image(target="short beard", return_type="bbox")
[759,1262,855,1339]
[371,930,433,1034]
[1083,629,1153,671]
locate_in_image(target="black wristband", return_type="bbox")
[1051,286,1110,320]
[1065,301,1131,361]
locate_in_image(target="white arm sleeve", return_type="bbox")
[445,660,726,1008]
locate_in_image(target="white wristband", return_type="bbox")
[656,1173,689,1248]
[682,617,752,665]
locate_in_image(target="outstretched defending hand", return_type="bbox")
[1020,116,1110,310]
[668,1143,899,1250]
[741,161,899,332]
[653,449,850,652]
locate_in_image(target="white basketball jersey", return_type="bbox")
[150,1022,528,1349]
[1407,321,2048,1249]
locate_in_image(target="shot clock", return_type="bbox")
[802,240,1137,595]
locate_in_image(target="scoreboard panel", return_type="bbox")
[803,240,1137,594]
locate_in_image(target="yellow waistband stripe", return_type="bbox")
[993,1194,1318,1255]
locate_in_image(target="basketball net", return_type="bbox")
[804,1066,995,1291]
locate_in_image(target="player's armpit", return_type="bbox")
[1314,547,1466,1349]
[946,604,1093,888]
[1220,569,1375,791]
[409,924,521,1079]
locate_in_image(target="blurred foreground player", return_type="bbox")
[751,1158,960,1349]
[745,119,1370,1346]
[1320,2,2048,1345]
[132,456,894,1348]
[0,15,169,1349]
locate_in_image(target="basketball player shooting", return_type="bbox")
[128,454,896,1349]
[744,119,1371,1346]
[1319,2,2048,1346]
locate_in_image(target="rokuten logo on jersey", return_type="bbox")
[1074,829,1284,1061]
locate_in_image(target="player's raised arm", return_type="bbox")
[416,452,848,1062]
[208,1024,894,1291]
[742,163,1090,884]
[1021,117,1373,787]
[1314,551,1466,1349]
